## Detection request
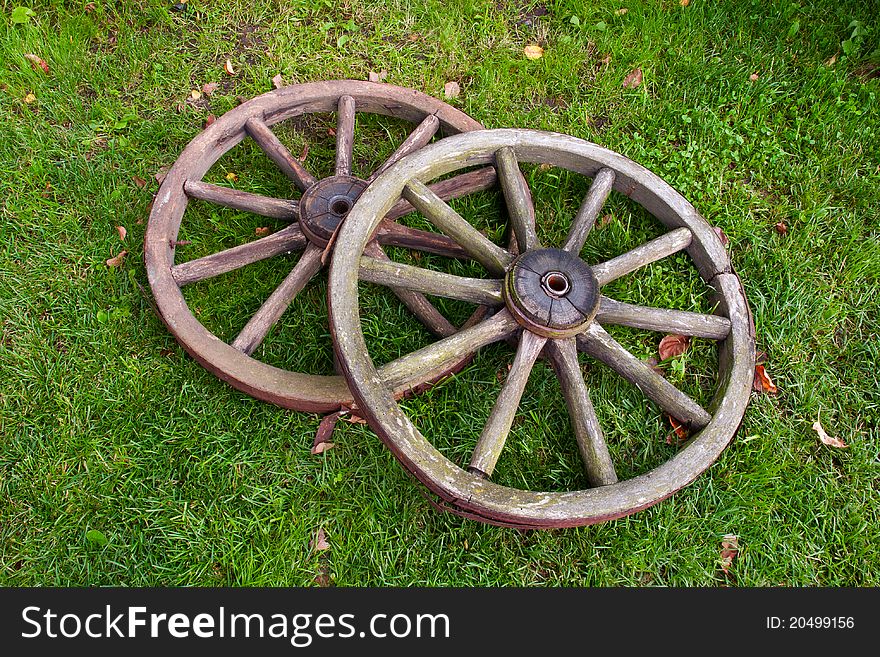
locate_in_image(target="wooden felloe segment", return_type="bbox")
[184,180,299,220]
[563,167,615,254]
[146,81,485,411]
[244,117,318,191]
[327,128,754,527]
[592,227,692,285]
[468,330,548,478]
[402,179,513,275]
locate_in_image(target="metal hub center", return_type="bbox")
[504,248,599,338]
[299,176,368,246]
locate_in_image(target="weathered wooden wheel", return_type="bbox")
[329,129,756,528]
[145,80,496,412]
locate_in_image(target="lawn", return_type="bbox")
[1,0,878,586]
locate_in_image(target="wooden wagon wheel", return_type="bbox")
[328,129,756,528]
[144,80,496,412]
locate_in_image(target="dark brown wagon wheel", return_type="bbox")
[329,129,756,528]
[144,80,496,412]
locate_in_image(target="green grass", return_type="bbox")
[1,0,878,586]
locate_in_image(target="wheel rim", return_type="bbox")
[145,80,494,412]
[329,129,756,528]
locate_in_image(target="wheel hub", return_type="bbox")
[298,176,368,246]
[504,248,600,338]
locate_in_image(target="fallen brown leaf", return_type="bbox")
[154,166,170,184]
[753,364,778,394]
[106,250,127,268]
[812,412,847,448]
[271,73,284,89]
[24,93,36,104]
[312,412,340,455]
[714,226,730,246]
[825,53,838,67]
[774,222,788,235]
[115,225,127,241]
[132,175,148,188]
[680,0,690,6]
[622,68,643,89]
[597,213,614,228]
[255,226,271,236]
[311,527,330,552]
[749,73,759,82]
[342,412,368,425]
[190,89,201,100]
[524,44,544,60]
[201,82,219,96]
[225,172,238,182]
[600,54,612,66]
[368,70,388,83]
[24,53,49,74]
[224,59,236,76]
[443,81,461,99]
[85,2,96,11]
[643,356,665,375]
[298,143,309,162]
[720,534,738,574]
[312,441,335,455]
[327,127,336,137]
[659,334,690,360]
[204,114,216,128]
[614,8,628,16]
[666,416,689,445]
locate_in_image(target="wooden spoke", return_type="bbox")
[576,323,711,429]
[363,242,456,338]
[386,167,498,221]
[368,114,440,183]
[244,117,318,192]
[469,330,547,478]
[402,179,513,275]
[335,95,356,177]
[230,243,323,355]
[374,221,469,259]
[545,338,617,486]
[496,147,539,252]
[592,227,692,285]
[563,167,615,254]
[359,256,503,306]
[378,309,520,395]
[171,223,307,286]
[596,296,731,340]
[184,180,299,220]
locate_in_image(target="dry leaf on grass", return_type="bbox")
[255,226,270,236]
[204,114,216,128]
[311,527,330,551]
[368,70,388,83]
[614,8,628,16]
[24,53,49,73]
[753,364,778,394]
[774,222,788,235]
[812,412,847,448]
[155,166,170,184]
[714,226,729,246]
[201,82,219,96]
[190,89,201,100]
[312,412,340,455]
[659,334,690,360]
[524,44,544,60]
[597,213,614,229]
[680,0,690,6]
[106,250,127,267]
[720,534,738,574]
[272,73,284,89]
[749,73,759,81]
[226,172,238,182]
[443,81,460,99]
[24,93,36,104]
[132,175,148,188]
[622,68,643,89]
[825,53,838,67]
[666,416,689,445]
[224,59,236,76]
[115,225,127,241]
